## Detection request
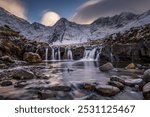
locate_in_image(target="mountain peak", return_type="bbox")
[55,18,69,24]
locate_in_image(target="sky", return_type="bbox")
[0,0,150,26]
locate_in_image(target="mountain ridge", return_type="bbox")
[0,7,150,45]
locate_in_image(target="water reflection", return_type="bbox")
[46,61,109,84]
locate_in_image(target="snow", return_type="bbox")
[0,7,150,45]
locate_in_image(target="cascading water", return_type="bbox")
[82,46,103,61]
[51,47,61,61]
[45,48,48,61]
[45,48,48,68]
[95,46,103,61]
[67,48,73,60]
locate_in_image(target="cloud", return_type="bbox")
[0,0,27,19]
[41,11,60,26]
[72,0,150,24]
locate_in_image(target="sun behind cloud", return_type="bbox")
[41,11,60,26]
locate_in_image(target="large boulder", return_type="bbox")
[23,52,42,63]
[0,80,13,86]
[99,62,114,71]
[110,76,142,86]
[96,85,120,96]
[108,81,125,90]
[110,76,125,84]
[125,63,136,69]
[12,68,35,80]
[143,69,150,83]
[48,85,72,92]
[38,91,56,99]
[143,82,150,100]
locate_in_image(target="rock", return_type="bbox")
[14,81,28,88]
[72,46,84,60]
[108,81,125,90]
[12,68,35,80]
[38,91,56,99]
[99,62,114,71]
[143,69,150,83]
[1,80,13,86]
[110,76,125,84]
[0,56,14,63]
[48,85,71,92]
[143,82,150,100]
[72,90,87,99]
[78,83,95,91]
[125,63,136,69]
[23,52,42,63]
[124,79,143,86]
[110,76,142,87]
[96,85,120,96]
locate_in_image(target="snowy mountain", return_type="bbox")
[0,7,150,45]
[0,7,51,42]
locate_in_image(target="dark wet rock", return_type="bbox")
[38,91,56,99]
[143,82,150,100]
[96,85,120,96]
[0,80,13,86]
[12,68,35,80]
[110,75,142,87]
[108,81,125,90]
[99,62,114,71]
[125,63,136,69]
[48,85,72,92]
[72,46,84,60]
[143,69,150,83]
[78,83,96,91]
[0,56,14,63]
[36,44,51,60]
[23,52,42,63]
[14,81,28,88]
[110,76,125,84]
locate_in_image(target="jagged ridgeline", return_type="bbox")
[0,7,150,44]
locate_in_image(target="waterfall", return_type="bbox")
[67,48,73,60]
[83,49,91,59]
[45,48,48,68]
[110,46,114,62]
[95,46,103,61]
[51,47,61,61]
[45,48,48,61]
[52,48,55,60]
[82,46,103,61]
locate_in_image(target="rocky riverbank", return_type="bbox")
[0,23,150,100]
[0,57,150,100]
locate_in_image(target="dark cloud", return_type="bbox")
[72,0,150,24]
